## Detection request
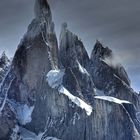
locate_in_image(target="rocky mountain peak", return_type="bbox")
[0,52,10,83]
[0,51,10,68]
[91,40,112,60]
[59,23,89,68]
[62,22,68,30]
[34,0,52,21]
[90,40,131,87]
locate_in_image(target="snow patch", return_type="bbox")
[59,86,92,116]
[95,89,105,96]
[41,31,49,46]
[95,96,130,104]
[114,74,128,87]
[45,137,60,140]
[10,125,20,140]
[46,69,92,116]
[26,45,31,49]
[0,74,14,115]
[77,61,89,75]
[0,68,4,72]
[46,69,65,88]
[16,104,34,125]
[0,91,8,115]
[136,112,140,122]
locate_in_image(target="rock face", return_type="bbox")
[0,53,16,139]
[0,52,10,83]
[90,40,130,86]
[89,41,140,110]
[0,0,140,139]
[59,23,89,69]
[92,97,140,140]
[59,24,95,104]
[0,103,16,139]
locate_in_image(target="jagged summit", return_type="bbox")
[0,52,10,83]
[23,0,53,41]
[91,40,113,60]
[62,22,68,29]
[34,0,52,21]
[90,40,131,87]
[59,23,89,68]
[16,0,58,70]
[0,51,10,68]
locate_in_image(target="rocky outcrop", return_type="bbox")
[0,52,10,68]
[59,23,89,69]
[35,0,59,68]
[0,102,16,139]
[90,40,130,88]
[59,24,95,104]
[0,52,14,139]
[89,40,140,110]
[0,52,10,83]
[92,97,140,140]
[7,0,58,102]
[0,0,58,138]
[0,0,140,139]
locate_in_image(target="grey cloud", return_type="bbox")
[0,0,34,56]
[0,0,140,91]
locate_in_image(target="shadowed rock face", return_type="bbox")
[0,52,10,68]
[89,41,140,110]
[0,52,10,83]
[91,98,140,140]
[35,0,51,21]
[10,1,59,134]
[0,0,140,140]
[0,0,58,138]
[90,40,130,87]
[0,52,16,139]
[91,40,113,60]
[59,23,89,69]
[59,24,95,105]
[8,0,58,103]
[0,104,16,139]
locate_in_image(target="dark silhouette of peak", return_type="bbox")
[0,51,10,68]
[91,40,112,60]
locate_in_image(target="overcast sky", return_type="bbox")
[0,0,140,91]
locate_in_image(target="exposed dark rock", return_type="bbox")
[0,52,10,83]
[0,0,58,139]
[0,52,10,69]
[0,102,16,139]
[59,24,95,105]
[89,40,140,110]
[90,40,130,87]
[59,23,89,69]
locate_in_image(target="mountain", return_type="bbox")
[0,52,10,82]
[89,40,140,110]
[0,0,140,139]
